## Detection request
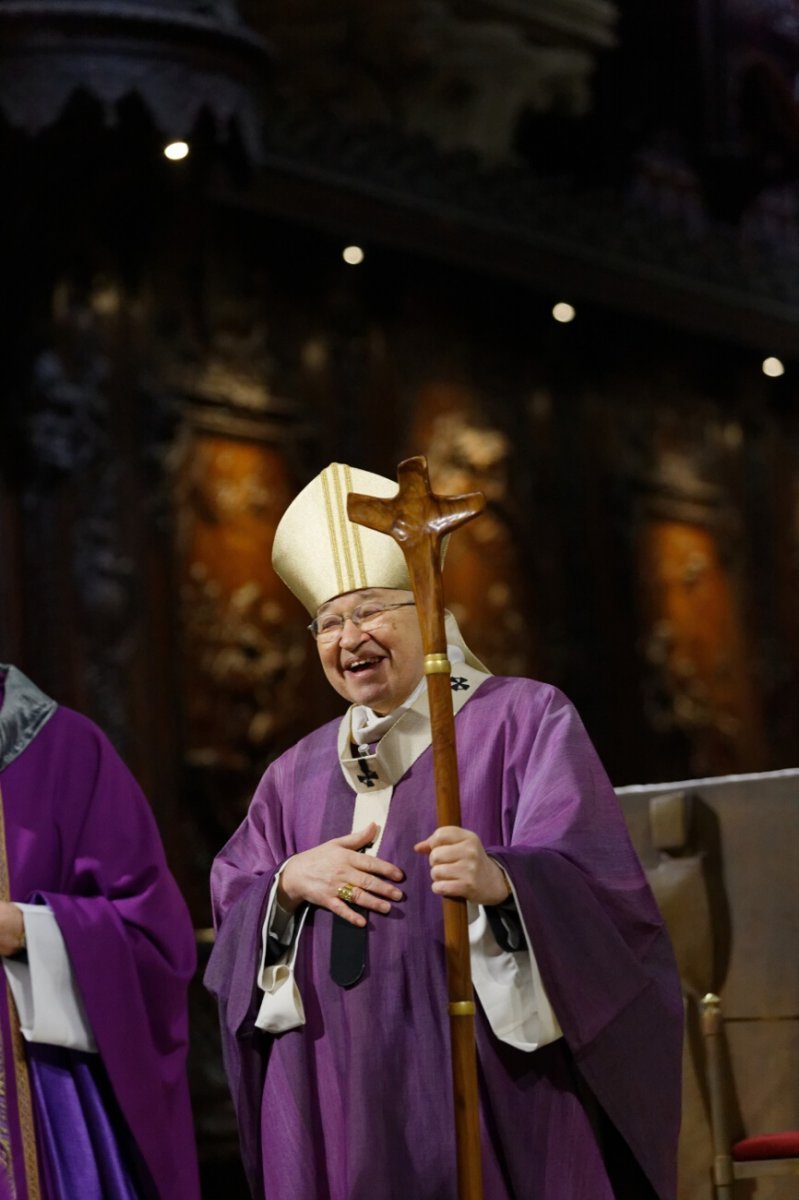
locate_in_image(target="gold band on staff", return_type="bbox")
[424,654,451,675]
[448,1001,476,1016]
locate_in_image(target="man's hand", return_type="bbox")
[0,902,25,956]
[414,826,511,906]
[278,823,405,928]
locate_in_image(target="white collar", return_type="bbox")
[350,643,465,750]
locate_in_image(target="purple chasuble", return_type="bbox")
[207,676,682,1200]
[0,668,200,1200]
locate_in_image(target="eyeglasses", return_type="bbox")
[308,600,416,643]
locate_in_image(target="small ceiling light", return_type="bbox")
[164,141,190,161]
[342,245,365,266]
[552,301,576,324]
[762,356,785,378]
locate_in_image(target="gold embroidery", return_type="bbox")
[344,463,367,587]
[331,465,356,593]
[8,990,39,1200]
[321,469,345,597]
[0,1023,16,1200]
[0,782,41,1199]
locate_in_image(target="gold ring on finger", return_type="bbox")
[337,883,356,903]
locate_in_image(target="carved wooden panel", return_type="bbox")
[173,415,339,923]
[636,519,766,777]
[401,382,536,679]
[178,431,310,775]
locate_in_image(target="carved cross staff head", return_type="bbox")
[346,456,484,656]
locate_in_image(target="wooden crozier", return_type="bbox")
[347,455,486,1200]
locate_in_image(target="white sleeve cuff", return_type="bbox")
[254,870,309,1035]
[468,887,562,1052]
[3,904,97,1053]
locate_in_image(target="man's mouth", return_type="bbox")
[345,657,384,674]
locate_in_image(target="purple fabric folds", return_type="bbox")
[207,677,683,1200]
[0,689,200,1199]
[28,1045,148,1200]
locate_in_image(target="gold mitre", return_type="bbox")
[272,463,411,614]
[273,462,490,673]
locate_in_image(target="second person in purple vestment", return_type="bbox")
[206,463,683,1200]
[0,664,201,1200]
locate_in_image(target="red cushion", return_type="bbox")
[732,1131,799,1161]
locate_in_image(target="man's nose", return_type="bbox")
[339,616,365,649]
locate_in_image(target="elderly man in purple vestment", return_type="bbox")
[0,663,201,1200]
[206,463,683,1200]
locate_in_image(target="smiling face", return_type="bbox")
[315,587,424,715]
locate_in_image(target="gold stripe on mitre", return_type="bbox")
[273,463,412,613]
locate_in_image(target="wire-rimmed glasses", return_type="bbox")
[308,600,416,643]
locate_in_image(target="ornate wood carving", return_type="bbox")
[20,285,136,748]
[178,432,310,775]
[607,401,769,778]
[5,273,188,810]
[243,0,615,162]
[411,404,533,679]
[400,4,604,162]
[0,0,270,157]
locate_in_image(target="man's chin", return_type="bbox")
[346,684,389,712]
[344,670,403,713]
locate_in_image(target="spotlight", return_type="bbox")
[164,141,190,161]
[552,302,576,324]
[762,356,785,378]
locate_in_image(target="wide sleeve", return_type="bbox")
[3,903,96,1051]
[485,684,683,1200]
[467,897,562,1051]
[34,713,200,1200]
[206,760,296,1029]
[204,759,293,1199]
